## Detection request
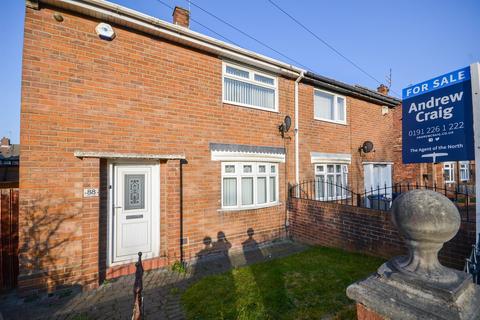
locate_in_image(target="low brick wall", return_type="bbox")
[288,198,475,270]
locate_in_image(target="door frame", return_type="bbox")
[107,160,160,267]
[363,162,393,193]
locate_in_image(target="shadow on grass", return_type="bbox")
[182,245,384,320]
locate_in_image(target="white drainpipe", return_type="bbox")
[294,71,305,191]
[294,71,305,187]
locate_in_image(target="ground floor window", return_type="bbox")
[443,162,455,183]
[314,164,348,200]
[222,162,278,209]
[460,161,470,182]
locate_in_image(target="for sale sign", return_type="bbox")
[402,66,474,163]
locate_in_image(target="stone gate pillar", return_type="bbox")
[347,189,480,319]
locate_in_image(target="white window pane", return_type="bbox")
[242,177,254,205]
[223,178,237,206]
[271,165,276,173]
[269,177,276,202]
[259,165,266,173]
[335,165,341,173]
[254,74,274,85]
[316,176,325,199]
[337,97,345,121]
[316,165,324,173]
[225,165,235,173]
[224,78,275,109]
[336,174,342,196]
[226,66,249,78]
[327,175,334,198]
[314,91,334,120]
[327,165,334,173]
[257,177,267,204]
[243,165,252,173]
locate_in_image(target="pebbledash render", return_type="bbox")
[19,0,416,294]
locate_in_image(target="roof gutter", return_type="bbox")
[304,72,401,107]
[37,0,305,78]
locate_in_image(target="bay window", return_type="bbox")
[222,62,278,111]
[222,162,278,209]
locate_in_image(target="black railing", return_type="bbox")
[289,180,476,223]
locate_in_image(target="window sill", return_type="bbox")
[223,100,279,113]
[218,202,282,213]
[313,117,347,126]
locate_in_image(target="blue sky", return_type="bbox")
[1,0,478,143]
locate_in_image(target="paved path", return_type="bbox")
[0,240,308,320]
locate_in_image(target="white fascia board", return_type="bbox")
[310,152,351,164]
[40,0,304,78]
[211,151,285,163]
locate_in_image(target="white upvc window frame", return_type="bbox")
[221,162,279,210]
[460,161,470,182]
[443,162,455,183]
[314,163,349,201]
[222,61,279,112]
[313,88,347,125]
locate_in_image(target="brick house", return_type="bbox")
[19,0,410,294]
[0,137,20,184]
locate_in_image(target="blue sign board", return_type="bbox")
[402,66,474,163]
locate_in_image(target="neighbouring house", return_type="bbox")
[0,137,20,184]
[19,0,417,295]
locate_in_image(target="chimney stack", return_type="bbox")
[1,137,10,148]
[377,84,389,95]
[173,6,190,28]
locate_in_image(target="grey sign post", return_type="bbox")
[471,62,480,243]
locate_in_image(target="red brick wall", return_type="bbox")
[392,105,422,184]
[288,198,475,270]
[297,84,405,193]
[19,3,412,295]
[19,5,292,293]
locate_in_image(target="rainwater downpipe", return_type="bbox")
[285,71,304,237]
[294,71,304,192]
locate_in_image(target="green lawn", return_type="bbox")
[182,246,384,320]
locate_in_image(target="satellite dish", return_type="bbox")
[283,116,291,132]
[360,141,374,153]
[279,115,292,137]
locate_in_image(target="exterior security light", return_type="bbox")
[95,23,116,41]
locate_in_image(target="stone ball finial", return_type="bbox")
[390,189,461,284]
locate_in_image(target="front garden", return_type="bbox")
[182,246,384,320]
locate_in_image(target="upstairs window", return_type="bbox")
[314,89,346,124]
[460,162,470,181]
[443,162,455,183]
[222,62,278,111]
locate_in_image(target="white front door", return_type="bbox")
[111,163,160,264]
[364,163,392,197]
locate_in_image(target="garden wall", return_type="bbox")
[288,198,475,270]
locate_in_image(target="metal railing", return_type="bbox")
[0,187,19,290]
[289,180,476,222]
